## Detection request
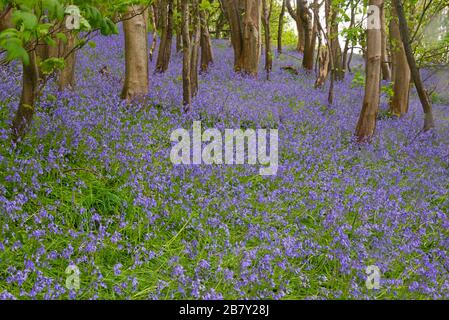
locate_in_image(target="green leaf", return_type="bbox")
[12,10,38,30]
[37,23,53,36]
[56,32,68,44]
[39,57,65,75]
[43,0,64,20]
[5,43,29,65]
[44,36,57,47]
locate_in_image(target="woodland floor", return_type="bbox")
[1,33,449,299]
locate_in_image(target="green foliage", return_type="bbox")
[351,70,365,88]
[0,0,121,66]
[381,82,394,100]
[12,10,38,29]
[199,0,213,12]
[39,57,65,74]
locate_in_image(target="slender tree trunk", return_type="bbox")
[342,1,357,79]
[215,10,225,38]
[191,0,201,96]
[380,2,391,81]
[315,45,329,88]
[326,0,343,80]
[348,46,354,72]
[121,5,149,100]
[315,8,334,102]
[314,6,329,90]
[278,0,285,54]
[176,0,183,52]
[200,9,214,72]
[392,0,434,130]
[181,0,192,110]
[156,0,173,73]
[12,51,39,143]
[355,0,383,142]
[149,4,158,61]
[389,4,410,116]
[262,0,272,80]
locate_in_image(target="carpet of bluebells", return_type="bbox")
[1,31,449,300]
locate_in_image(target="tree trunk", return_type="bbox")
[215,10,225,38]
[262,0,272,80]
[326,0,343,80]
[149,4,158,61]
[176,0,183,52]
[298,0,314,70]
[121,5,149,101]
[200,9,214,72]
[222,0,262,76]
[380,2,391,81]
[181,0,192,110]
[58,31,77,91]
[315,45,329,88]
[286,0,304,53]
[0,4,13,31]
[392,0,434,131]
[191,0,201,96]
[389,4,410,116]
[12,50,39,143]
[277,0,285,54]
[342,1,357,79]
[355,0,383,142]
[156,0,173,73]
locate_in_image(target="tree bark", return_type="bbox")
[262,0,272,80]
[392,0,434,130]
[0,5,13,31]
[12,50,39,143]
[389,4,410,116]
[200,8,214,72]
[286,0,305,53]
[298,0,314,70]
[181,0,192,110]
[221,0,262,76]
[315,45,329,88]
[355,0,383,142]
[380,2,391,81]
[191,0,201,96]
[176,0,183,52]
[215,9,225,38]
[121,5,149,101]
[156,0,174,73]
[58,31,77,91]
[342,0,357,79]
[149,4,158,61]
[277,0,285,54]
[325,0,343,80]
